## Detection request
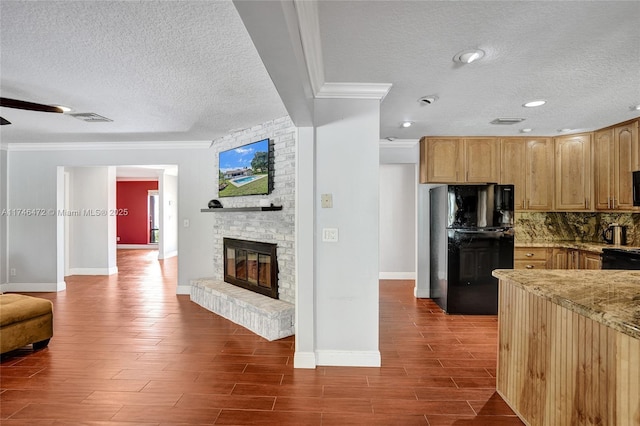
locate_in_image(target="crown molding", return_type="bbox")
[316,82,393,101]
[7,141,212,152]
[291,1,392,102]
[293,0,324,96]
[379,139,419,149]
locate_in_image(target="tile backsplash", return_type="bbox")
[515,212,639,246]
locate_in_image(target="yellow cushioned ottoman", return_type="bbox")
[0,294,53,354]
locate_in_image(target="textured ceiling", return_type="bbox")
[1,1,639,145]
[0,1,287,143]
[318,1,640,138]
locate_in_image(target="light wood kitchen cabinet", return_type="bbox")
[420,137,459,183]
[500,138,554,210]
[581,250,602,269]
[566,249,581,269]
[554,133,592,211]
[420,137,498,183]
[594,120,639,211]
[550,247,601,269]
[464,138,499,183]
[551,248,568,269]
[514,247,550,269]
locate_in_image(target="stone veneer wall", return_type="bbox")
[515,211,639,246]
[209,117,295,304]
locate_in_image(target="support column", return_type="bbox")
[313,97,381,367]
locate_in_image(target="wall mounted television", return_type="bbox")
[218,138,272,198]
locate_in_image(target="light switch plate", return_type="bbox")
[322,228,339,242]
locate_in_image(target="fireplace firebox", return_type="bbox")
[223,238,278,299]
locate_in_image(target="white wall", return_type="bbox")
[0,148,7,286]
[379,140,419,164]
[313,98,380,367]
[5,143,215,292]
[379,164,416,279]
[159,172,178,259]
[68,166,117,275]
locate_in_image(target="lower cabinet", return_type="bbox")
[517,246,601,270]
[552,248,568,269]
[514,247,550,269]
[581,250,602,269]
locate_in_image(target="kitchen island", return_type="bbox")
[492,269,640,426]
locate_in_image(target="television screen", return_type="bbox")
[218,138,271,198]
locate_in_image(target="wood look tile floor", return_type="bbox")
[1,249,523,425]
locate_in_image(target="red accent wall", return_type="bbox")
[116,181,158,244]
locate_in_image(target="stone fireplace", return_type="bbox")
[190,116,296,340]
[190,237,293,341]
[224,238,278,299]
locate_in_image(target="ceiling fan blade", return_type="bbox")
[0,97,64,113]
[0,117,11,125]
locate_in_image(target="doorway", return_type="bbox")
[148,190,159,244]
[58,165,178,287]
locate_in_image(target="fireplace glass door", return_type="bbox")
[223,238,278,299]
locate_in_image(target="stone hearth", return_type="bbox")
[190,278,294,341]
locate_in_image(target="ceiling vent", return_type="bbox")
[490,118,525,125]
[70,113,113,122]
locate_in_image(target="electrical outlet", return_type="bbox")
[10,268,16,276]
[322,228,339,242]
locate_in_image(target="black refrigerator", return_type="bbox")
[429,184,514,314]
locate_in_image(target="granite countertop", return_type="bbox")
[515,241,640,253]
[493,269,640,340]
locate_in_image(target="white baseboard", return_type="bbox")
[69,267,118,276]
[1,281,66,292]
[176,284,191,295]
[379,272,416,280]
[293,351,317,369]
[117,244,158,249]
[315,350,381,367]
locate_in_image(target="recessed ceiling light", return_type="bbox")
[520,128,533,133]
[523,100,546,108]
[401,121,413,128]
[633,104,640,111]
[56,105,72,112]
[453,49,485,64]
[386,136,397,141]
[418,95,438,105]
[558,128,573,133]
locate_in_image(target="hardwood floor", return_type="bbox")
[1,249,523,425]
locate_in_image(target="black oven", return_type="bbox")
[601,248,640,270]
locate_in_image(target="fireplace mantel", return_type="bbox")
[200,205,282,212]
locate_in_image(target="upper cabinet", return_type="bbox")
[500,138,554,210]
[595,120,639,211]
[419,118,638,213]
[554,133,592,211]
[420,138,460,183]
[464,138,500,183]
[420,137,498,183]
